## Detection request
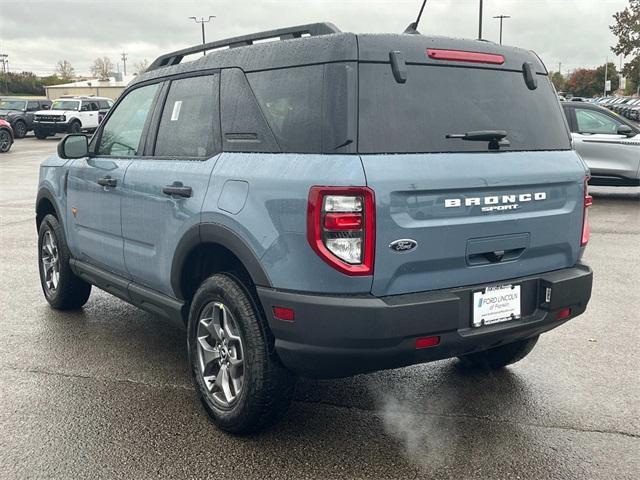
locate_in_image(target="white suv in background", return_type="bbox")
[33,96,113,139]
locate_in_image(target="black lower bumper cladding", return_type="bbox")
[257,264,593,378]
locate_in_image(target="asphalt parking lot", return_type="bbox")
[1,136,638,480]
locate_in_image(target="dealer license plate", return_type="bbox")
[472,284,521,328]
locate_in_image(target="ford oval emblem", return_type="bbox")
[389,239,418,253]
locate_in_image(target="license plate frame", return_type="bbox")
[472,284,521,328]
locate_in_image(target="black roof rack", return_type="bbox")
[147,22,341,72]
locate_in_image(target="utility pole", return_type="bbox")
[189,16,216,55]
[558,62,562,75]
[121,52,128,76]
[478,0,484,39]
[493,15,511,45]
[604,58,608,97]
[0,54,8,94]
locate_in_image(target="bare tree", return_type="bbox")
[90,57,114,80]
[55,60,75,81]
[133,59,149,74]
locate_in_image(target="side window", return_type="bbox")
[247,65,323,153]
[154,75,219,157]
[97,83,159,156]
[575,109,622,135]
[98,100,110,109]
[27,101,39,111]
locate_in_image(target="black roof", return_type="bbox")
[133,22,547,86]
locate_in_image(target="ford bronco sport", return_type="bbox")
[36,23,593,433]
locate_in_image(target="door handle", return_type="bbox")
[97,176,117,188]
[163,182,192,198]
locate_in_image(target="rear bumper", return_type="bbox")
[257,264,593,378]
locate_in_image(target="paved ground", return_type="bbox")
[1,136,638,480]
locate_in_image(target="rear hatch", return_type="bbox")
[356,35,588,297]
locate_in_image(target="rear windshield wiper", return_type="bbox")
[446,130,510,151]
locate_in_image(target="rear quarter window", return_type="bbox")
[247,65,323,153]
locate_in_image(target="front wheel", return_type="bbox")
[13,120,27,138]
[38,214,92,309]
[188,273,296,434]
[457,336,539,370]
[68,121,82,134]
[34,129,48,140]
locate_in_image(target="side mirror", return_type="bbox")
[80,105,89,111]
[617,125,636,137]
[57,134,89,159]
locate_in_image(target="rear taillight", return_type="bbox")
[307,186,375,276]
[581,177,593,247]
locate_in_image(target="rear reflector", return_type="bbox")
[415,336,440,349]
[427,48,505,65]
[581,177,593,247]
[273,306,295,322]
[556,308,572,320]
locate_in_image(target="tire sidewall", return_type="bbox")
[69,121,81,134]
[38,215,63,303]
[187,274,264,426]
[14,121,27,138]
[0,129,11,152]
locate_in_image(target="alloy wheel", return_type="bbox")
[41,230,60,294]
[0,130,11,152]
[196,301,245,407]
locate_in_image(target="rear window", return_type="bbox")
[358,64,571,153]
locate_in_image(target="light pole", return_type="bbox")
[493,15,511,45]
[478,0,484,39]
[189,16,216,55]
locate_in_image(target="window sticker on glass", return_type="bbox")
[171,101,183,121]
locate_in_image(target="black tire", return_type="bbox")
[68,121,82,134]
[34,129,48,140]
[0,128,12,153]
[457,336,539,370]
[13,120,27,139]
[188,273,296,434]
[38,214,92,310]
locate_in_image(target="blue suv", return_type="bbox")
[36,23,593,433]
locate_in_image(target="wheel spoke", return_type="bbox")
[215,365,233,403]
[228,356,243,380]
[198,336,220,374]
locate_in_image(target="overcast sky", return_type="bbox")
[0,0,629,77]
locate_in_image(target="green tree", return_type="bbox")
[565,63,618,97]
[611,0,640,93]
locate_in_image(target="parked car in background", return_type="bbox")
[0,119,14,153]
[562,102,640,186]
[33,96,114,139]
[619,98,640,119]
[0,98,52,138]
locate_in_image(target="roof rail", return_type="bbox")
[147,22,341,72]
